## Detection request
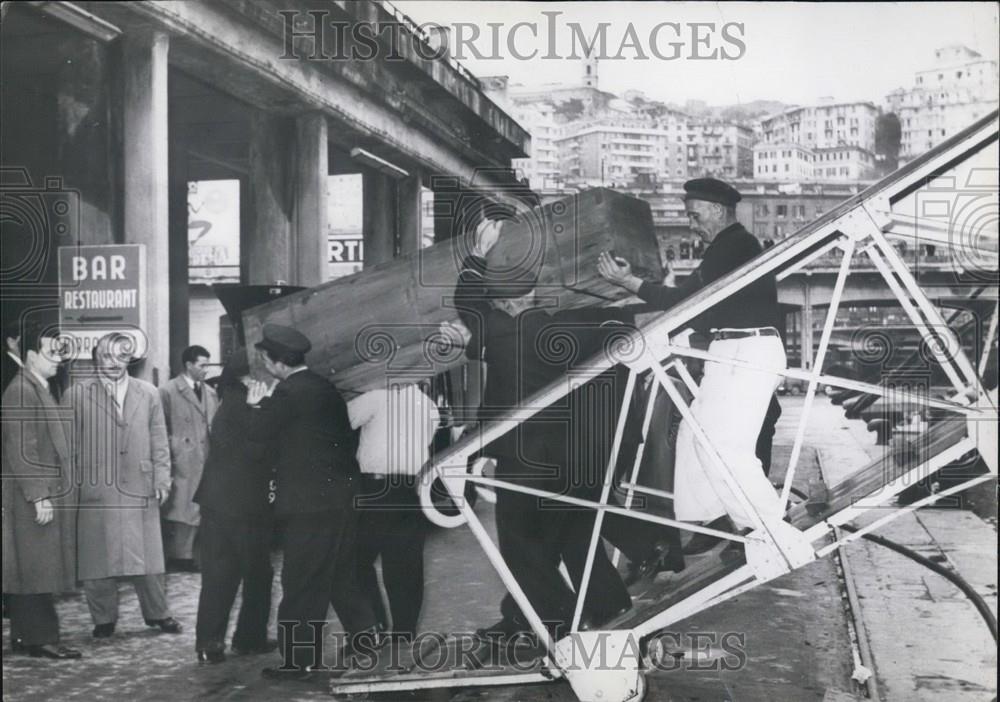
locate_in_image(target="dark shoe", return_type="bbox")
[145,617,183,634]
[682,517,734,555]
[233,638,279,655]
[92,623,116,638]
[625,541,686,586]
[26,644,83,659]
[197,648,226,664]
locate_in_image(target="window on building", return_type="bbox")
[756,203,770,216]
[776,204,787,217]
[188,179,241,285]
[327,174,365,278]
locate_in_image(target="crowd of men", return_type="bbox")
[2,176,788,680]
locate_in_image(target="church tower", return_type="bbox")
[582,47,598,89]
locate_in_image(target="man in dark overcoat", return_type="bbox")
[193,347,276,663]
[245,324,378,679]
[2,324,80,659]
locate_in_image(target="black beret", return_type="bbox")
[255,323,312,356]
[683,178,742,207]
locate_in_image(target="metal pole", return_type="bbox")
[438,475,559,663]
[465,475,746,541]
[660,344,978,415]
[816,469,994,557]
[650,360,779,546]
[612,376,661,568]
[780,239,856,509]
[570,370,637,632]
[869,230,981,394]
[978,301,999,378]
[803,435,977,542]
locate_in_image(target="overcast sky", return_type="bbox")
[396,2,1000,106]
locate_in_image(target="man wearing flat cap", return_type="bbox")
[244,324,378,678]
[599,177,786,558]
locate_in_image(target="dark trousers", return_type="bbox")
[603,380,687,560]
[355,475,427,637]
[757,394,783,477]
[195,509,274,652]
[278,495,376,668]
[495,456,631,636]
[7,593,59,646]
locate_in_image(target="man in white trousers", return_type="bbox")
[598,177,787,558]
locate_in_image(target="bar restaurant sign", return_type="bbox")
[58,244,147,359]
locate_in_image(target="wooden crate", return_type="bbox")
[242,188,661,392]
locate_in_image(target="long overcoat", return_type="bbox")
[159,375,217,525]
[70,374,171,580]
[1,371,77,593]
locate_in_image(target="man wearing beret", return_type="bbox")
[598,177,786,557]
[245,324,379,679]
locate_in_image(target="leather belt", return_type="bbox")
[712,327,780,341]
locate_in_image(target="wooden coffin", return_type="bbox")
[242,188,661,392]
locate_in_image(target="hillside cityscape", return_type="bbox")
[479,44,998,256]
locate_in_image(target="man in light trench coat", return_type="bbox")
[69,332,182,638]
[159,345,218,571]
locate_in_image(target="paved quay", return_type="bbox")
[3,397,996,701]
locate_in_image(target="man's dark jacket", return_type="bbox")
[194,382,275,520]
[245,369,359,516]
[636,222,780,334]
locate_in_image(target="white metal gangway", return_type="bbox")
[332,111,999,702]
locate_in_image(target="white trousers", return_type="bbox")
[674,335,787,529]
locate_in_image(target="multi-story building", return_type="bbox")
[688,120,754,179]
[759,100,879,152]
[556,113,690,186]
[753,142,815,181]
[812,145,877,181]
[887,45,999,162]
[510,102,564,190]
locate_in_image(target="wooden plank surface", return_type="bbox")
[604,419,970,631]
[242,188,661,392]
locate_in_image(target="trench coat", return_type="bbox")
[159,375,217,525]
[1,371,77,594]
[70,374,171,581]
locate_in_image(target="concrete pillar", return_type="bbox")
[57,38,114,247]
[397,173,424,255]
[246,111,292,284]
[122,30,170,385]
[293,113,328,286]
[167,113,190,376]
[362,169,397,266]
[432,185,461,243]
[800,279,814,370]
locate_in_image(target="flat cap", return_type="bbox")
[255,323,312,356]
[683,177,742,207]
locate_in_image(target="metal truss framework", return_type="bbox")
[332,112,1000,701]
